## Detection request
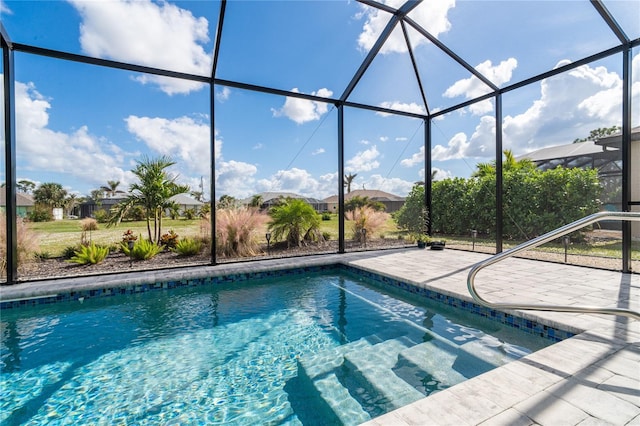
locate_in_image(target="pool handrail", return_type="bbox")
[467,211,640,321]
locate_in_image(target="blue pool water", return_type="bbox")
[1,271,553,425]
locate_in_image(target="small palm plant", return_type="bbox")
[268,198,321,248]
[68,243,110,265]
[121,238,163,260]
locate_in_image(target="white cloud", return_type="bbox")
[346,145,381,172]
[255,167,333,198]
[271,88,334,124]
[380,136,389,142]
[1,0,12,14]
[312,148,325,155]
[216,87,231,102]
[253,143,264,150]
[69,0,211,95]
[357,0,455,54]
[359,139,371,145]
[377,101,426,116]
[395,137,408,142]
[8,79,134,191]
[216,160,258,199]
[401,146,423,167]
[444,58,517,115]
[125,115,210,175]
[433,55,640,160]
[363,175,414,197]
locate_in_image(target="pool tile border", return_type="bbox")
[0,263,573,342]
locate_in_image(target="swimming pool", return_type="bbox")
[1,269,556,425]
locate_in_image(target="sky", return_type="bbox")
[1,0,639,202]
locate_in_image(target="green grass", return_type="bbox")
[28,218,203,257]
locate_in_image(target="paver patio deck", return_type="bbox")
[1,247,638,425]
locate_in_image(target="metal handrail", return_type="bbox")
[467,211,640,321]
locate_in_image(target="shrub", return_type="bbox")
[160,230,179,249]
[345,206,390,243]
[34,251,52,261]
[121,238,163,260]
[0,215,41,278]
[81,218,99,231]
[93,209,110,223]
[322,231,331,241]
[321,213,332,221]
[172,237,203,256]
[28,205,53,222]
[394,184,429,235]
[268,198,321,248]
[68,243,110,265]
[62,245,80,259]
[121,229,137,244]
[216,207,268,257]
[183,208,197,220]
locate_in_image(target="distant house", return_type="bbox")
[241,192,327,213]
[324,189,405,213]
[0,187,35,218]
[168,194,204,215]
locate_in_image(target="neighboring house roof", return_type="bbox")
[170,193,203,206]
[517,141,610,163]
[323,189,405,203]
[0,187,35,207]
[595,125,640,148]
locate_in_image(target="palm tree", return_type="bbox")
[268,198,320,248]
[472,149,534,178]
[344,173,357,193]
[109,156,189,243]
[33,182,67,208]
[249,194,264,209]
[101,180,124,198]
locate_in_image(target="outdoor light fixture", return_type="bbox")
[471,229,478,251]
[563,235,570,263]
[128,240,135,268]
[266,232,272,255]
[361,228,367,248]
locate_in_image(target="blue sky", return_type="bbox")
[1,0,639,201]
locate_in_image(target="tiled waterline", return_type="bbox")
[1,248,638,425]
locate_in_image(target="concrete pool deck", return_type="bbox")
[1,248,639,425]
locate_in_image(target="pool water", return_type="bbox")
[0,272,552,425]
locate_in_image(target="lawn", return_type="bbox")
[28,218,204,256]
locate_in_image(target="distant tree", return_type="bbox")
[17,179,36,194]
[217,195,238,210]
[472,149,535,178]
[90,189,104,201]
[108,156,189,243]
[64,194,79,216]
[344,173,357,193]
[573,126,620,143]
[190,190,204,202]
[101,180,124,198]
[249,194,264,208]
[345,195,385,212]
[33,182,67,208]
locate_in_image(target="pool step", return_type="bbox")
[395,340,467,390]
[294,335,523,424]
[343,336,425,411]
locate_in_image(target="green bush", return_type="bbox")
[121,238,163,260]
[28,206,53,222]
[321,213,332,221]
[172,237,203,256]
[322,231,331,241]
[92,209,110,223]
[62,245,80,259]
[268,198,321,247]
[160,230,179,249]
[68,243,110,265]
[430,166,601,239]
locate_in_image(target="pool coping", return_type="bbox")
[1,248,638,425]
